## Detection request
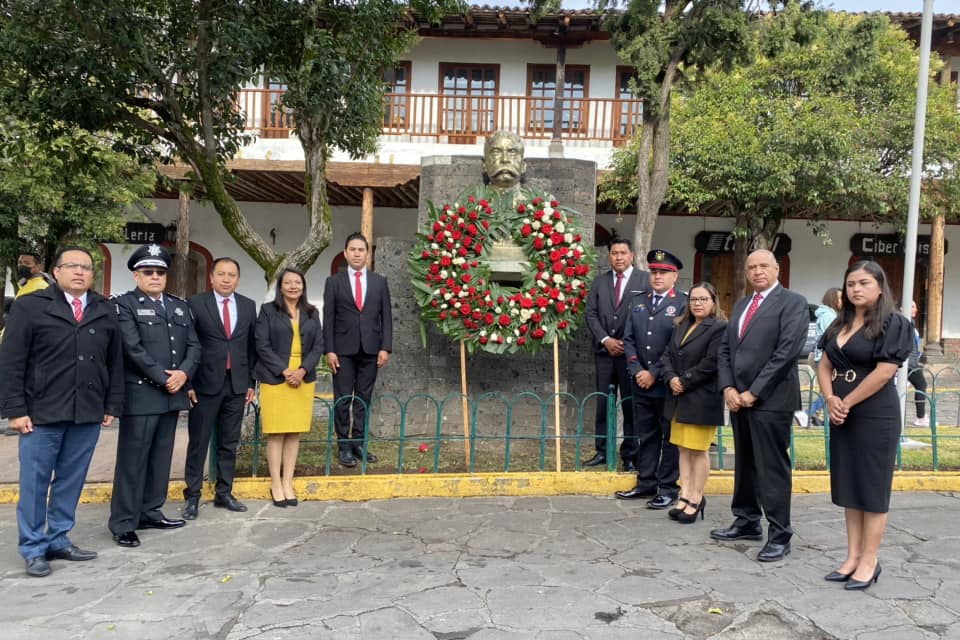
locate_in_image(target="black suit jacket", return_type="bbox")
[585,268,650,352]
[254,303,324,384]
[717,285,808,412]
[661,318,727,425]
[323,270,393,357]
[188,291,257,395]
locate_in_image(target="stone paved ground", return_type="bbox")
[0,492,958,639]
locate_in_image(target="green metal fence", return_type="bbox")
[215,365,958,479]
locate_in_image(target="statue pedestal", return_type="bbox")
[488,241,527,285]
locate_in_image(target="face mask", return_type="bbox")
[17,266,33,280]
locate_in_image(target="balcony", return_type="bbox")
[238,89,643,147]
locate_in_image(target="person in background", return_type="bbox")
[255,268,324,507]
[807,287,843,426]
[0,246,124,577]
[660,282,727,524]
[908,300,929,427]
[817,260,913,590]
[15,251,52,299]
[109,244,201,548]
[583,237,650,469]
[182,257,257,520]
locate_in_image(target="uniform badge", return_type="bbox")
[148,244,162,256]
[136,309,157,316]
[174,307,184,317]
[665,305,677,316]
[655,250,666,262]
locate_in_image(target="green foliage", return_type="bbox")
[0,114,154,269]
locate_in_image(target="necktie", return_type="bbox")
[614,272,624,306]
[72,298,83,322]
[223,298,232,370]
[739,292,764,339]
[354,271,363,311]
[652,294,662,310]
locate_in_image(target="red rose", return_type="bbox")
[552,261,563,273]
[564,267,575,277]
[537,261,546,270]
[427,235,434,242]
[482,220,489,230]
[472,310,482,320]
[521,224,532,237]
[479,199,488,207]
[468,210,478,221]
[553,210,561,220]
[533,238,544,250]
[446,243,455,251]
[458,247,468,257]
[457,206,466,214]
[496,336,504,344]
[432,222,442,233]
[462,274,472,283]
[548,288,560,299]
[431,300,439,308]
[439,311,447,320]
[550,233,563,246]
[479,336,488,345]
[461,303,472,314]
[520,297,534,309]
[421,251,430,259]
[419,467,428,473]
[517,204,526,213]
[484,312,495,325]
[550,200,558,207]
[535,296,549,308]
[442,204,450,212]
[531,312,542,323]
[542,224,553,235]
[418,443,429,452]
[429,264,440,274]
[519,325,528,335]
[517,337,526,346]
[474,244,483,255]
[556,302,566,313]
[463,237,473,248]
[450,309,459,318]
[532,327,546,339]
[467,224,478,236]
[558,320,568,329]
[533,196,543,205]
[498,314,511,327]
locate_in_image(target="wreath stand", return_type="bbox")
[459,336,563,471]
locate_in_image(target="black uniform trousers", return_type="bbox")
[184,371,246,500]
[109,411,179,535]
[593,352,635,459]
[630,394,679,496]
[730,408,794,544]
[332,352,379,452]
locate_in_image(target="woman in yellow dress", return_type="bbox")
[660,282,727,524]
[254,268,324,507]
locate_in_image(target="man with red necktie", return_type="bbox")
[0,246,124,577]
[323,232,393,468]
[713,249,808,563]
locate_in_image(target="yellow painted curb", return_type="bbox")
[0,471,957,504]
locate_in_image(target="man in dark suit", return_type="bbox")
[109,244,201,548]
[0,247,124,577]
[712,249,808,562]
[324,232,393,468]
[583,237,650,469]
[182,257,257,519]
[616,249,687,509]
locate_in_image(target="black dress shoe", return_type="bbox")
[339,450,357,468]
[647,494,678,510]
[845,562,881,590]
[622,461,638,473]
[271,489,287,508]
[214,494,248,512]
[285,498,299,507]
[182,497,199,520]
[824,569,853,582]
[46,545,97,561]
[353,447,378,464]
[709,524,763,541]
[113,531,141,547]
[615,485,657,500]
[137,517,186,530]
[25,557,51,577]
[757,541,791,562]
[583,453,606,467]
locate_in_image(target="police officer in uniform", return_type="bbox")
[616,250,687,509]
[109,244,201,547]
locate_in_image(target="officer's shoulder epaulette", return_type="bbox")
[166,292,187,302]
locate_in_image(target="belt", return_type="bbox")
[831,369,858,383]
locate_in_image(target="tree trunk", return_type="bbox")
[174,189,190,297]
[285,118,334,278]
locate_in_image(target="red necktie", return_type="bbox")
[613,272,624,306]
[223,298,232,370]
[739,292,763,339]
[72,298,83,322]
[354,271,363,311]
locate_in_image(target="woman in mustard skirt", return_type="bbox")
[660,282,727,524]
[254,268,324,507]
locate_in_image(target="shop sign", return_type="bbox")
[694,231,792,257]
[849,233,948,257]
[124,223,167,244]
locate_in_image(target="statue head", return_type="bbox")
[482,130,526,190]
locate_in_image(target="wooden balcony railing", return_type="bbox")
[238,89,643,146]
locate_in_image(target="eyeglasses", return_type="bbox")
[138,269,167,277]
[688,297,713,304]
[57,262,94,272]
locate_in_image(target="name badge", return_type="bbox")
[665,305,678,316]
[137,309,157,316]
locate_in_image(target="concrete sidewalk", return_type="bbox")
[0,492,957,639]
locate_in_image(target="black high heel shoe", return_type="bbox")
[271,489,287,508]
[845,562,881,591]
[675,496,706,524]
[668,497,691,520]
[824,569,853,582]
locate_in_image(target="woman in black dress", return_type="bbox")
[817,260,912,591]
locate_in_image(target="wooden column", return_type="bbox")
[361,187,374,270]
[175,189,191,298]
[925,212,946,358]
[548,45,566,158]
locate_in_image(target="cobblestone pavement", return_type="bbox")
[0,492,958,639]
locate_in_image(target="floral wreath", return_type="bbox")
[408,187,594,355]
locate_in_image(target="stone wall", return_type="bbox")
[372,155,600,440]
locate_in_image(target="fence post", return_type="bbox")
[605,385,617,472]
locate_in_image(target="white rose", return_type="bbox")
[506,336,513,344]
[440,303,448,309]
[495,306,502,313]
[490,332,500,342]
[520,309,533,322]
[553,274,563,284]
[514,329,520,337]
[532,221,541,230]
[564,233,573,243]
[558,293,566,301]
[543,206,554,216]
[555,221,565,233]
[522,218,531,224]
[431,243,439,250]
[443,293,452,301]
[440,270,448,279]
[572,279,582,288]
[480,330,487,337]
[454,302,461,309]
